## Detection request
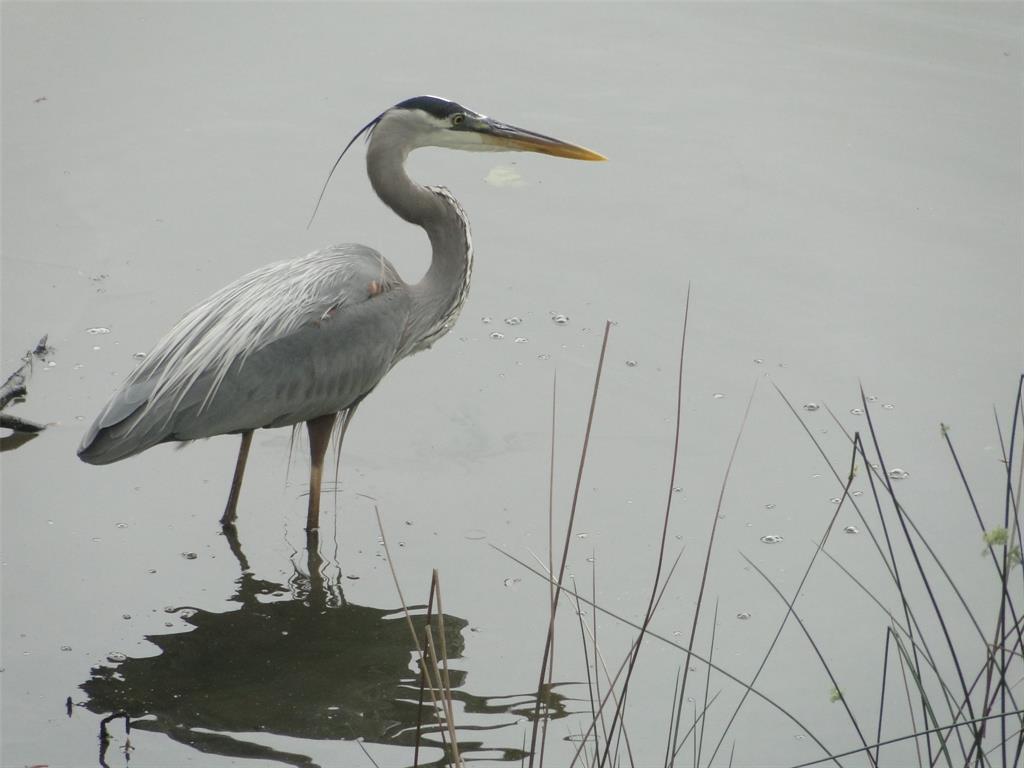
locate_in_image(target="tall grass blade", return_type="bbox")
[741,551,875,763]
[859,387,982,750]
[789,710,1023,768]
[493,544,840,764]
[876,627,893,766]
[375,508,460,766]
[696,600,719,768]
[528,321,612,767]
[601,291,692,768]
[671,381,758,765]
[702,432,864,768]
[570,580,600,763]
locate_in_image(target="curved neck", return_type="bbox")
[366,139,473,352]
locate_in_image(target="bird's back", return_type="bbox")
[78,245,409,464]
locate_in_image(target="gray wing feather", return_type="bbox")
[79,244,407,464]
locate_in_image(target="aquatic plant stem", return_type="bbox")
[702,433,872,768]
[600,287,692,768]
[494,544,841,766]
[527,321,611,768]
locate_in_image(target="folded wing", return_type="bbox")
[79,245,408,464]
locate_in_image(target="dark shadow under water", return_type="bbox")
[80,524,569,767]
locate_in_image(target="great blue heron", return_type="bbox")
[77,96,604,531]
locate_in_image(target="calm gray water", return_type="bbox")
[3,3,1022,766]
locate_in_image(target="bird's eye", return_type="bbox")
[451,113,465,126]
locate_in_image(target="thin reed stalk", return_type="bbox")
[790,710,1024,768]
[702,432,873,768]
[528,321,612,767]
[494,544,840,763]
[375,509,462,767]
[669,380,757,765]
[601,289,692,768]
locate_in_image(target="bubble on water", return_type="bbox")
[177,608,197,619]
[115,522,127,529]
[753,358,764,364]
[882,403,895,410]
[106,652,127,663]
[503,577,521,588]
[44,361,56,368]
[575,532,589,539]
[802,403,819,412]
[737,612,751,620]
[586,556,595,563]
[866,395,878,402]
[75,415,84,421]
[552,314,570,325]
[712,393,725,400]
[92,345,101,351]
[537,353,551,360]
[164,622,173,627]
[181,552,198,560]
[888,468,910,480]
[504,316,522,326]
[86,327,111,335]
[147,569,157,575]
[122,614,132,620]
[852,490,863,497]
[464,529,486,541]
[73,363,85,370]
[760,534,784,544]
[132,352,147,360]
[481,316,492,324]
[850,408,864,416]
[673,486,682,493]
[60,645,72,652]
[513,337,528,344]
[625,360,638,368]
[843,525,860,535]
[489,332,504,340]
[830,497,842,504]
[764,503,776,510]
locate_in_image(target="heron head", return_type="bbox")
[307,95,604,227]
[376,95,606,161]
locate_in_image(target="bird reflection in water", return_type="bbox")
[81,527,568,767]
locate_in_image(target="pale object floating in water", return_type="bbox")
[485,164,525,187]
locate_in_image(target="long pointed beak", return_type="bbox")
[479,119,606,161]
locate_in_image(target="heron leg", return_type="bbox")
[220,430,254,528]
[305,413,337,532]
